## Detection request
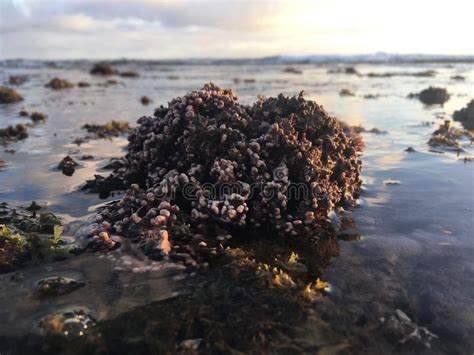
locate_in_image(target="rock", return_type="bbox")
[81,173,126,199]
[339,89,355,97]
[77,81,91,87]
[102,157,126,170]
[141,96,151,105]
[90,63,118,76]
[410,87,450,105]
[30,112,47,123]
[35,276,85,297]
[8,75,27,85]
[453,99,474,131]
[120,70,139,78]
[0,124,28,145]
[58,156,79,176]
[82,120,132,139]
[428,120,467,148]
[45,78,74,90]
[0,86,23,104]
[283,67,302,74]
[39,308,96,337]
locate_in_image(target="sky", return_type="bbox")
[1,0,473,59]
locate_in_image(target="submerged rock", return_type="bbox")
[35,276,85,297]
[90,63,118,76]
[453,99,474,131]
[39,308,96,337]
[410,87,450,105]
[88,83,363,266]
[0,86,23,104]
[45,78,74,90]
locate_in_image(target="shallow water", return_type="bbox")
[0,61,473,354]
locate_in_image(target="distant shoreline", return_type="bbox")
[1,54,474,66]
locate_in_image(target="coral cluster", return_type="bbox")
[90,83,363,266]
[453,99,474,131]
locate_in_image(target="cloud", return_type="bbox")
[1,0,473,59]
